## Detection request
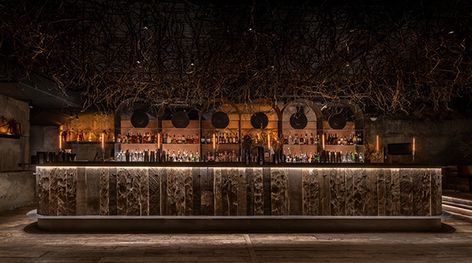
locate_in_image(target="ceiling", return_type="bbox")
[0,74,82,126]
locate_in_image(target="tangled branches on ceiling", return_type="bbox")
[1,0,471,116]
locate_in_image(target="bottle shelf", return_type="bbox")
[162,143,200,145]
[202,143,240,146]
[324,144,363,147]
[283,144,319,146]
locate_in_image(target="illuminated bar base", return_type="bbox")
[36,164,442,232]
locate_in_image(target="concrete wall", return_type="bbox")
[0,171,35,211]
[365,118,472,165]
[30,125,59,156]
[0,94,30,171]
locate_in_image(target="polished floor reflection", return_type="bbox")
[1,207,472,262]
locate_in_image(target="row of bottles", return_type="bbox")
[115,131,363,146]
[284,151,364,163]
[115,150,201,162]
[163,133,199,144]
[117,132,201,144]
[118,132,158,144]
[114,149,364,163]
[325,132,363,145]
[284,132,319,145]
[201,131,240,144]
[204,150,240,162]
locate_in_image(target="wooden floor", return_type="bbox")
[1,207,472,262]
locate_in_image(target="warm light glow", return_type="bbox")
[212,133,216,151]
[101,132,105,152]
[59,132,62,150]
[157,133,161,150]
[375,135,380,152]
[412,137,416,156]
[322,134,325,150]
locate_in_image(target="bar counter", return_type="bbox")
[35,163,442,232]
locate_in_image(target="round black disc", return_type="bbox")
[171,111,190,128]
[290,112,308,129]
[250,112,269,129]
[131,110,150,128]
[211,111,229,129]
[328,113,347,129]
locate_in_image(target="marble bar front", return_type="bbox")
[35,163,442,232]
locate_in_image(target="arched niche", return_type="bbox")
[318,100,365,155]
[200,100,241,154]
[280,99,321,155]
[114,98,158,139]
[157,104,201,155]
[236,99,279,146]
[319,100,364,130]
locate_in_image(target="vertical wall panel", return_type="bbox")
[253,168,264,216]
[366,169,378,216]
[330,169,346,216]
[413,169,431,216]
[99,168,109,216]
[116,168,129,215]
[108,171,117,215]
[377,169,386,216]
[192,167,202,216]
[37,168,50,215]
[246,168,255,216]
[148,168,161,215]
[344,168,355,216]
[302,168,321,216]
[139,168,149,216]
[75,167,87,215]
[431,170,442,216]
[353,169,367,216]
[288,168,302,215]
[400,169,414,216]
[271,168,289,216]
[201,167,214,216]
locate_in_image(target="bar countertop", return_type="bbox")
[36,162,442,168]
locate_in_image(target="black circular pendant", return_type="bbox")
[211,111,229,129]
[131,110,150,128]
[328,113,347,129]
[171,111,190,128]
[290,112,308,129]
[251,112,269,129]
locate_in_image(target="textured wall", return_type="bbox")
[30,125,59,156]
[365,119,472,165]
[37,166,441,217]
[0,94,30,171]
[0,171,35,211]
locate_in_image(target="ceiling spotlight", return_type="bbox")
[248,28,253,31]
[370,117,378,122]
[448,31,455,34]
[190,63,194,66]
[143,26,148,30]
[136,60,141,64]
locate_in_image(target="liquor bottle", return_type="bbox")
[299,134,304,144]
[309,133,314,145]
